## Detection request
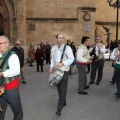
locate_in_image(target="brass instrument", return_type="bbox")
[0,85,5,112]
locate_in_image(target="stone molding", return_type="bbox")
[26,18,78,22]
[79,7,96,12]
[96,21,120,26]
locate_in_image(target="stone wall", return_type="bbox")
[26,0,96,46]
[95,0,120,45]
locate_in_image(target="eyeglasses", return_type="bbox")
[16,43,20,45]
[0,42,7,45]
[58,37,64,39]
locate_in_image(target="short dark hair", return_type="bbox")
[81,36,90,44]
[56,33,63,38]
[118,40,120,44]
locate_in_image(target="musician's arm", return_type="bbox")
[89,47,93,53]
[99,45,106,54]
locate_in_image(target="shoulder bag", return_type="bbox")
[48,45,66,86]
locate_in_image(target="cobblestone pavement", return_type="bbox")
[5,61,120,120]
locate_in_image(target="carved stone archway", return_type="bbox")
[0,0,10,38]
[0,13,4,35]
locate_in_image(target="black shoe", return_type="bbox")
[115,92,118,95]
[89,81,94,85]
[84,85,90,89]
[110,81,115,85]
[87,71,90,73]
[64,102,66,107]
[56,110,61,116]
[78,91,88,95]
[116,94,120,98]
[22,81,26,84]
[96,82,100,85]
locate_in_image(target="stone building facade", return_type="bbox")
[0,0,120,46]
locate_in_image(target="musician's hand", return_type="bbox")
[115,54,120,59]
[0,72,3,77]
[56,63,64,68]
[96,43,101,49]
[49,68,53,74]
[87,60,92,64]
[92,44,96,48]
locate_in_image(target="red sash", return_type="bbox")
[4,78,19,90]
[77,62,87,66]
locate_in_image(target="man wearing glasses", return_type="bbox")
[11,40,26,84]
[0,35,23,120]
[89,36,106,85]
[49,33,74,116]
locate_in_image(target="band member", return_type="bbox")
[76,36,92,95]
[0,35,23,120]
[49,33,74,116]
[89,36,106,85]
[110,40,120,98]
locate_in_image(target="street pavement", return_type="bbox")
[5,61,120,120]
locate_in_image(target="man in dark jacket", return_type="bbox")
[11,40,26,84]
[45,42,51,64]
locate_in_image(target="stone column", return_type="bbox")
[16,0,26,45]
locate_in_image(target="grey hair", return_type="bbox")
[15,40,21,44]
[0,35,10,45]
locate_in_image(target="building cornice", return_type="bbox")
[79,7,96,12]
[96,21,120,26]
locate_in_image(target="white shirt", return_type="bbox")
[110,48,120,64]
[50,44,74,71]
[89,45,106,56]
[3,54,20,77]
[76,49,88,63]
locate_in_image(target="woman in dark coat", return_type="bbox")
[70,42,76,57]
[35,44,44,72]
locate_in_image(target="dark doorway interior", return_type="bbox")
[0,13,4,35]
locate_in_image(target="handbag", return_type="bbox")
[48,45,66,86]
[27,58,34,63]
[70,65,77,75]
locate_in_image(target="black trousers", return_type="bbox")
[0,87,23,120]
[37,61,43,71]
[114,67,120,94]
[90,59,104,83]
[46,53,50,64]
[57,72,68,111]
[112,69,116,83]
[87,64,90,72]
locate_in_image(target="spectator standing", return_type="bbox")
[28,43,35,67]
[70,42,76,57]
[45,42,51,64]
[35,44,44,72]
[66,40,71,46]
[11,40,26,84]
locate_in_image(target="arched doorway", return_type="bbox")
[0,1,10,37]
[0,13,4,35]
